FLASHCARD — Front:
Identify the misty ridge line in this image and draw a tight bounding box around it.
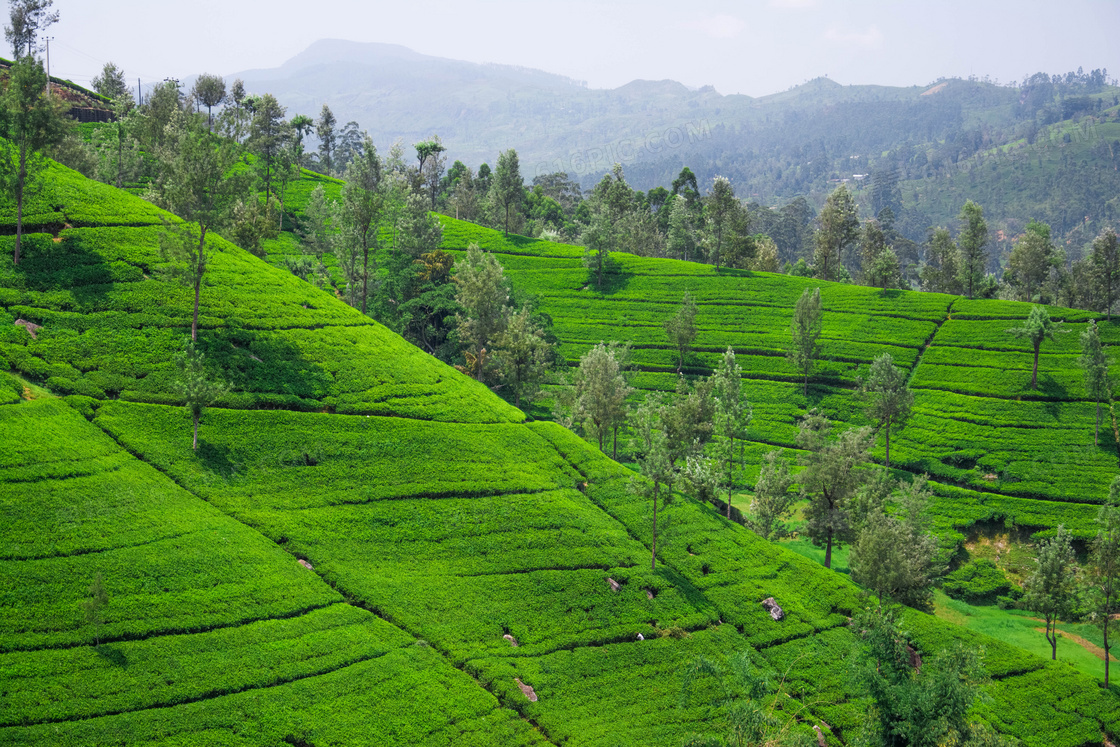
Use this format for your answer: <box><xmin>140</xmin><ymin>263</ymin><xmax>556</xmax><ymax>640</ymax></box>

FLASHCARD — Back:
<box><xmin>533</xmin><ymin>119</ymin><xmax>713</xmax><ymax>178</ymax></box>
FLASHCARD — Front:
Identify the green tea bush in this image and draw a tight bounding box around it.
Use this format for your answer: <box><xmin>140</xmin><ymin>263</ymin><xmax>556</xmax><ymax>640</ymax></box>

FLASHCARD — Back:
<box><xmin>941</xmin><ymin>560</ymin><xmax>1014</xmax><ymax>604</ymax></box>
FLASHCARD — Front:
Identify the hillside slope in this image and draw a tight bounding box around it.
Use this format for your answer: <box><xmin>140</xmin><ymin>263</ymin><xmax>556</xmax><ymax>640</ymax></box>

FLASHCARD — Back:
<box><xmin>2</xmin><ymin>161</ymin><xmax>1117</xmax><ymax>745</ymax></box>
<box><xmin>413</xmin><ymin>218</ymin><xmax>1119</xmax><ymax>546</ymax></box>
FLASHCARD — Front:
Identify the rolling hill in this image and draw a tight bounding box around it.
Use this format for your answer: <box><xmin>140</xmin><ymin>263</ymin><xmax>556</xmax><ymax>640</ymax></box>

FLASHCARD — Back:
<box><xmin>2</xmin><ymin>160</ymin><xmax>1119</xmax><ymax>745</ymax></box>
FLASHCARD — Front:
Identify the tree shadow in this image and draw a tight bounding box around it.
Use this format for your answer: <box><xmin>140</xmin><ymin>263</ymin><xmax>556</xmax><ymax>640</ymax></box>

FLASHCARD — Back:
<box><xmin>589</xmin><ymin>253</ymin><xmax>634</xmax><ymax>296</ymax></box>
<box><xmin>199</xmin><ymin>328</ymin><xmax>336</xmax><ymax>411</ymax></box>
<box><xmin>1035</xmin><ymin>375</ymin><xmax>1068</xmax><ymax>418</ymax></box>
<box><xmin>1</xmin><ymin>232</ymin><xmax>122</xmax><ymax>308</ymax></box>
<box><xmin>94</xmin><ymin>645</ymin><xmax>128</xmax><ymax>668</ymax></box>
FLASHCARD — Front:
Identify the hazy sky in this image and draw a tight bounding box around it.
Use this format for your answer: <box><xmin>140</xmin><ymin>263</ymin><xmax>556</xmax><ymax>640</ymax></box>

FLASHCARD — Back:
<box><xmin>44</xmin><ymin>0</ymin><xmax>1120</xmax><ymax>97</ymax></box>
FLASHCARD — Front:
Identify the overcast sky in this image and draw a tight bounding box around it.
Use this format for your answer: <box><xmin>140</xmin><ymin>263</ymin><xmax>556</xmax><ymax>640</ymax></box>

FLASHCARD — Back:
<box><xmin>44</xmin><ymin>0</ymin><xmax>1120</xmax><ymax>97</ymax></box>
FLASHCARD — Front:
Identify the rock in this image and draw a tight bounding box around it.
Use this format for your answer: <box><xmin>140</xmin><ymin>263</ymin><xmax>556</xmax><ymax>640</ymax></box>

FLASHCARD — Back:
<box><xmin>514</xmin><ymin>678</ymin><xmax>538</xmax><ymax>702</ymax></box>
<box><xmin>761</xmin><ymin>597</ymin><xmax>784</xmax><ymax>621</ymax></box>
<box><xmin>814</xmin><ymin>724</ymin><xmax>827</xmax><ymax>747</ymax></box>
<box><xmin>14</xmin><ymin>319</ymin><xmax>41</xmax><ymax>340</ymax></box>
<box><xmin>646</xmin><ymin>589</ymin><xmax>655</xmax><ymax>600</ymax></box>
<box><xmin>297</xmin><ymin>559</ymin><xmax>314</xmax><ymax>570</ymax></box>
<box><xmin>503</xmin><ymin>634</ymin><xmax>519</xmax><ymax>647</ymax></box>
<box><xmin>606</xmin><ymin>577</ymin><xmax>621</xmax><ymax>592</ymax></box>
<box><xmin>636</xmin><ymin>633</ymin><xmax>644</xmax><ymax>641</ymax></box>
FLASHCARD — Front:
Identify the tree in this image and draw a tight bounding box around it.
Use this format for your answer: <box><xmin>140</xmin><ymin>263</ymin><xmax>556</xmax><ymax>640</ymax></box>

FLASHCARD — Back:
<box><xmin>630</xmin><ymin>395</ymin><xmax>672</xmax><ymax>571</ymax></box>
<box><xmin>4</xmin><ymin>0</ymin><xmax>57</xmax><ymax>58</ymax></box>
<box><xmin>702</xmin><ymin>176</ymin><xmax>739</xmax><ymax>271</ymax></box>
<box><xmin>335</xmin><ymin>137</ymin><xmax>383</xmax><ymax>315</ymax></box>
<box><xmin>152</xmin><ymin>127</ymin><xmax>251</xmax><ymax>340</ymax></box>
<box><xmin>1085</xmin><ymin>477</ymin><xmax>1120</xmax><ymax>687</ymax></box>
<box><xmin>0</xmin><ymin>56</ymin><xmax>69</xmax><ymax>265</ymax></box>
<box><xmin>248</xmin><ymin>93</ymin><xmax>286</xmax><ymax>203</ymax></box>
<box><xmin>91</xmin><ymin>62</ymin><xmax>129</xmax><ymax>100</ymax></box>
<box><xmin>455</xmin><ymin>243</ymin><xmax>509</xmax><ymax>379</ymax></box>
<box><xmin>192</xmin><ymin>73</ymin><xmax>226</xmax><ymax>127</ymax></box>
<box><xmin>335</xmin><ymin>120</ymin><xmax>364</xmax><ymax>172</ymax></box>
<box><xmin>571</xmin><ymin>341</ymin><xmax>632</xmax><ymax>457</ymax></box>
<box><xmin>920</xmin><ymin>227</ymin><xmax>962</xmax><ymax>294</ymax></box>
<box><xmin>860</xmin><ymin>219</ymin><xmax>901</xmax><ymax>289</ymax></box>
<box><xmin>1007</xmin><ymin>220</ymin><xmax>1054</xmax><ymax>302</ymax></box>
<box><xmin>813</xmin><ymin>185</ymin><xmax>860</xmax><ymax>281</ymax></box>
<box><xmin>671</xmin><ymin>166</ymin><xmax>699</xmax><ymax>205</ymax></box>
<box><xmin>958</xmin><ymin>200</ymin><xmax>988</xmax><ymax>299</ymax></box>
<box><xmin>663</xmin><ymin>291</ymin><xmax>699</xmax><ymax>375</ymax></box>
<box><xmin>786</xmin><ymin>287</ymin><xmax>823</xmax><ymax>396</ymax></box>
<box><xmin>81</xmin><ymin>572</ymin><xmax>109</xmax><ymax>647</ymax></box>
<box><xmin>850</xmin><ymin>476</ymin><xmax>941</xmax><ymax>610</ymax></box>
<box><xmin>491</xmin><ymin>148</ymin><xmax>524</xmax><ymax>236</ymax></box>
<box><xmin>92</xmin><ymin>94</ymin><xmax>140</xmax><ymax>188</ymax></box>
<box><xmin>712</xmin><ymin>347</ymin><xmax>751</xmax><ymax>517</ymax></box>
<box><xmin>298</xmin><ymin>184</ymin><xmax>333</xmax><ymax>261</ymax></box>
<box><xmin>798</xmin><ymin>410</ymin><xmax>872</xmax><ymax>569</ymax></box>
<box><xmin>1078</xmin><ymin>320</ymin><xmax>1112</xmax><ymax>446</ymax></box>
<box><xmin>852</xmin><ymin>607</ymin><xmax>1010</xmax><ymax>747</ymax></box>
<box><xmin>1091</xmin><ymin>228</ymin><xmax>1120</xmax><ymax>319</ymax></box>
<box><xmin>750</xmin><ymin>450</ymin><xmax>795</xmax><ymax>540</ymax></box>
<box><xmin>172</xmin><ymin>341</ymin><xmax>227</xmax><ymax>450</ymax></box>
<box><xmin>1023</xmin><ymin>524</ymin><xmax>1079</xmax><ymax>660</ymax></box>
<box><xmin>414</xmin><ymin>136</ymin><xmax>446</xmax><ymax>210</ymax></box>
<box><xmin>1006</xmin><ymin>305</ymin><xmax>1066</xmax><ymax>390</ymax></box>
<box><xmin>493</xmin><ymin>304</ymin><xmax>552</xmax><ymax>410</ymax></box>
<box><xmin>750</xmin><ymin>235</ymin><xmax>780</xmax><ymax>273</ymax></box>
<box><xmin>315</xmin><ymin>104</ymin><xmax>337</xmax><ymax>175</ymax></box>
<box><xmin>666</xmin><ymin>194</ymin><xmax>696</xmax><ymax>262</ymax></box>
<box><xmin>582</xmin><ymin>163</ymin><xmax>630</xmax><ymax>289</ymax></box>
<box><xmin>222</xmin><ymin>78</ymin><xmax>249</xmax><ymax>143</ymax></box>
<box><xmin>857</xmin><ymin>353</ymin><xmax>914</xmax><ymax>469</ymax></box>
<box><xmin>679</xmin><ymin>651</ymin><xmax>814</xmax><ymax>747</ymax></box>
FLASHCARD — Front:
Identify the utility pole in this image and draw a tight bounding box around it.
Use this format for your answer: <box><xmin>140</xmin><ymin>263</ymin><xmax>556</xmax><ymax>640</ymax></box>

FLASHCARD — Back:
<box><xmin>44</xmin><ymin>37</ymin><xmax>53</xmax><ymax>95</ymax></box>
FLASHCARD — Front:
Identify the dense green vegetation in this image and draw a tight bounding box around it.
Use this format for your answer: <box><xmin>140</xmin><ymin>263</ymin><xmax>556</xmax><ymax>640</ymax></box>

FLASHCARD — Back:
<box><xmin>2</xmin><ymin>47</ymin><xmax>1119</xmax><ymax>745</ymax></box>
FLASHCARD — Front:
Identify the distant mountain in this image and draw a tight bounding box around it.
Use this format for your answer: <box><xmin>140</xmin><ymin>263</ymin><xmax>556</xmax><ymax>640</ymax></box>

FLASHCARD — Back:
<box><xmin>228</xmin><ymin>40</ymin><xmax>1120</xmax><ymax>247</ymax></box>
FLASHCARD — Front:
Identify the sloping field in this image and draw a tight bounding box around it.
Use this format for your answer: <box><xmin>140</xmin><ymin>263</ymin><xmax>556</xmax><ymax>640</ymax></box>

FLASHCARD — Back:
<box><xmin>436</xmin><ymin>218</ymin><xmax>1118</xmax><ymax>542</ymax></box>
<box><xmin>1</xmin><ymin>162</ymin><xmax>1117</xmax><ymax>745</ymax></box>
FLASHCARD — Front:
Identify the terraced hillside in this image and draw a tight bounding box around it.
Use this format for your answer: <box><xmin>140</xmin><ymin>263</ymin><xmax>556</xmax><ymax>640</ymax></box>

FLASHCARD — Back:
<box><xmin>423</xmin><ymin>219</ymin><xmax>1119</xmax><ymax>546</ymax></box>
<box><xmin>2</xmin><ymin>161</ymin><xmax>1118</xmax><ymax>746</ymax></box>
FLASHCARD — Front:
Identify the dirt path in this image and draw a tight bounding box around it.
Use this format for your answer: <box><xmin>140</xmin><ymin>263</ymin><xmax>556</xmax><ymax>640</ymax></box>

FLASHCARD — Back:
<box><xmin>1033</xmin><ymin>627</ymin><xmax>1117</xmax><ymax>662</ymax></box>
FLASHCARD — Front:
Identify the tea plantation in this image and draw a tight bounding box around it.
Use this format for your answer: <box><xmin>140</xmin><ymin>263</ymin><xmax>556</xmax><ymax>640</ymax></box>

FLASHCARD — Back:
<box><xmin>2</xmin><ymin>161</ymin><xmax>1118</xmax><ymax>745</ymax></box>
<box><xmin>422</xmin><ymin>217</ymin><xmax>1120</xmax><ymax>544</ymax></box>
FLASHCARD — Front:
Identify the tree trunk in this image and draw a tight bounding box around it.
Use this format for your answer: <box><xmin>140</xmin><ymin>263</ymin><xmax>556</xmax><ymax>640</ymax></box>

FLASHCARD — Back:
<box><xmin>1104</xmin><ymin>623</ymin><xmax>1110</xmax><ymax>687</ymax></box>
<box><xmin>360</xmin><ymin>246</ymin><xmax>369</xmax><ymax>315</ymax></box>
<box><xmin>192</xmin><ymin>411</ymin><xmax>200</xmax><ymax>450</ymax></box>
<box><xmin>885</xmin><ymin>420</ymin><xmax>891</xmax><ymax>470</ymax></box>
<box><xmin>1031</xmin><ymin>341</ymin><xmax>1040</xmax><ymax>389</ymax></box>
<box><xmin>1048</xmin><ymin>617</ymin><xmax>1057</xmax><ymax>660</ymax></box>
<box><xmin>192</xmin><ymin>226</ymin><xmax>207</xmax><ymax>341</ymax></box>
<box><xmin>726</xmin><ymin>441</ymin><xmax>734</xmax><ymax>519</ymax></box>
<box><xmin>612</xmin><ymin>425</ymin><xmax>618</xmax><ymax>460</ymax></box>
<box><xmin>597</xmin><ymin>428</ymin><xmax>603</xmax><ymax>452</ymax></box>
<box><xmin>824</xmin><ymin>527</ymin><xmax>833</xmax><ymax>570</ymax></box>
<box><xmin>1096</xmin><ymin>400</ymin><xmax>1101</xmax><ymax>446</ymax></box>
<box><xmin>14</xmin><ymin>177</ymin><xmax>23</xmax><ymax>265</ymax></box>
<box><xmin>803</xmin><ymin>375</ymin><xmax>808</xmax><ymax>397</ymax></box>
<box><xmin>650</xmin><ymin>482</ymin><xmax>658</xmax><ymax>571</ymax></box>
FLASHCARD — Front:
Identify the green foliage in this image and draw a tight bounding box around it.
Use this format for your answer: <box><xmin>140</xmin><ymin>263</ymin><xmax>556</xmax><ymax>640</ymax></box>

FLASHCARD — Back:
<box><xmin>786</xmin><ymin>287</ymin><xmax>822</xmax><ymax>395</ymax></box>
<box><xmin>1022</xmin><ymin>525</ymin><xmax>1079</xmax><ymax>660</ymax></box>
<box><xmin>943</xmin><ymin>560</ymin><xmax>1015</xmax><ymax>604</ymax></box>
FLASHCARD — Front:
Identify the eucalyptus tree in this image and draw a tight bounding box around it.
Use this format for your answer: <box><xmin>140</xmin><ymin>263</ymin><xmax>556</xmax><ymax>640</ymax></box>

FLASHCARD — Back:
<box><xmin>172</xmin><ymin>341</ymin><xmax>227</xmax><ymax>450</ymax></box>
<box><xmin>335</xmin><ymin>136</ymin><xmax>383</xmax><ymax>314</ymax></box>
<box><xmin>582</xmin><ymin>162</ymin><xmax>631</xmax><ymax>289</ymax></box>
<box><xmin>316</xmin><ymin>104</ymin><xmax>337</xmax><ymax>175</ymax></box>
<box><xmin>4</xmin><ymin>0</ymin><xmax>57</xmax><ymax>58</ymax></box>
<box><xmin>712</xmin><ymin>346</ymin><xmax>751</xmax><ymax>517</ymax></box>
<box><xmin>856</xmin><ymin>353</ymin><xmax>914</xmax><ymax>469</ymax></box>
<box><xmin>664</xmin><ymin>291</ymin><xmax>698</xmax><ymax>374</ymax></box>
<box><xmin>153</xmin><ymin>125</ymin><xmax>251</xmax><ymax>340</ymax></box>
<box><xmin>813</xmin><ymin>185</ymin><xmax>859</xmax><ymax>281</ymax></box>
<box><xmin>958</xmin><ymin>200</ymin><xmax>989</xmax><ymax>299</ymax></box>
<box><xmin>1023</xmin><ymin>525</ymin><xmax>1079</xmax><ymax>661</ymax></box>
<box><xmin>1078</xmin><ymin>320</ymin><xmax>1111</xmax><ymax>445</ymax></box>
<box><xmin>91</xmin><ymin>61</ymin><xmax>129</xmax><ymax>100</ymax></box>
<box><xmin>1092</xmin><ymin>228</ymin><xmax>1120</xmax><ymax>320</ymax></box>
<box><xmin>1086</xmin><ymin>478</ymin><xmax>1120</xmax><ymax>686</ymax></box>
<box><xmin>248</xmin><ymin>93</ymin><xmax>287</xmax><ymax>203</ymax></box>
<box><xmin>797</xmin><ymin>410</ymin><xmax>872</xmax><ymax>570</ymax></box>
<box><xmin>491</xmin><ymin>148</ymin><xmax>524</xmax><ymax>237</ymax></box>
<box><xmin>786</xmin><ymin>287</ymin><xmax>823</xmax><ymax>396</ymax></box>
<box><xmin>192</xmin><ymin>73</ymin><xmax>226</xmax><ymax>127</ymax></box>
<box><xmin>1006</xmin><ymin>305</ymin><xmax>1066</xmax><ymax>390</ymax></box>
<box><xmin>751</xmin><ymin>450</ymin><xmax>795</xmax><ymax>541</ymax></box>
<box><xmin>571</xmin><ymin>341</ymin><xmax>633</xmax><ymax>457</ymax></box>
<box><xmin>0</xmin><ymin>55</ymin><xmax>69</xmax><ymax>265</ymax></box>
